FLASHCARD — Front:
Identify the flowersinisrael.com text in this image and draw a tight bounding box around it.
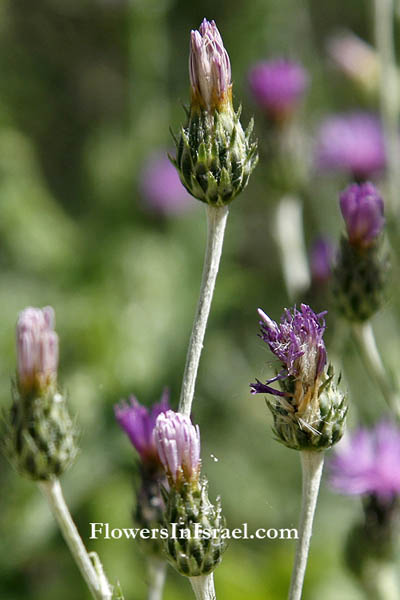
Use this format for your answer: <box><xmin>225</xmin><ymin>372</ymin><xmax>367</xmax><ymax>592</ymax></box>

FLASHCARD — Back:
<box><xmin>89</xmin><ymin>522</ymin><xmax>298</xmax><ymax>541</ymax></box>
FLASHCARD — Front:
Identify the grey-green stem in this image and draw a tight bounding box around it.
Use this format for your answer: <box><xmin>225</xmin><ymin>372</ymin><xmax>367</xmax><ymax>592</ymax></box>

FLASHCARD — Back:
<box><xmin>39</xmin><ymin>479</ymin><xmax>112</xmax><ymax>600</ymax></box>
<box><xmin>190</xmin><ymin>574</ymin><xmax>216</xmax><ymax>600</ymax></box>
<box><xmin>288</xmin><ymin>451</ymin><xmax>324</xmax><ymax>600</ymax></box>
<box><xmin>179</xmin><ymin>204</ymin><xmax>229</xmax><ymax>417</ymax></box>
<box><xmin>352</xmin><ymin>322</ymin><xmax>400</xmax><ymax>419</ymax></box>
<box><xmin>147</xmin><ymin>557</ymin><xmax>167</xmax><ymax>600</ymax></box>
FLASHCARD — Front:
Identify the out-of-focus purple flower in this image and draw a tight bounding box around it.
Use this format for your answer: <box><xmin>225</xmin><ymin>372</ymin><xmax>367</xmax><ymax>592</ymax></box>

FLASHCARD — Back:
<box><xmin>140</xmin><ymin>152</ymin><xmax>194</xmax><ymax>215</ymax></box>
<box><xmin>340</xmin><ymin>182</ymin><xmax>384</xmax><ymax>248</ymax></box>
<box><xmin>330</xmin><ymin>421</ymin><xmax>400</xmax><ymax>500</ymax></box>
<box><xmin>310</xmin><ymin>237</ymin><xmax>334</xmax><ymax>283</ymax></box>
<box><xmin>16</xmin><ymin>306</ymin><xmax>59</xmax><ymax>395</ymax></box>
<box><xmin>315</xmin><ymin>112</ymin><xmax>385</xmax><ymax>179</ymax></box>
<box><xmin>251</xmin><ymin>304</ymin><xmax>327</xmax><ymax>409</ymax></box>
<box><xmin>154</xmin><ymin>410</ymin><xmax>201</xmax><ymax>486</ymax></box>
<box><xmin>248</xmin><ymin>58</ymin><xmax>308</xmax><ymax>120</ymax></box>
<box><xmin>115</xmin><ymin>390</ymin><xmax>170</xmax><ymax>465</ymax></box>
<box><xmin>190</xmin><ymin>18</ymin><xmax>232</xmax><ymax>111</ymax></box>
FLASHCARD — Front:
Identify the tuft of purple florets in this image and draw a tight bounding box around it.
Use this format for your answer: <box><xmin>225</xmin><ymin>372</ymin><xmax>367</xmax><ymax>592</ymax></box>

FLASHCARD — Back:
<box><xmin>16</xmin><ymin>306</ymin><xmax>59</xmax><ymax>395</ymax></box>
<box><xmin>251</xmin><ymin>303</ymin><xmax>327</xmax><ymax>400</ymax></box>
<box><xmin>315</xmin><ymin>112</ymin><xmax>385</xmax><ymax>179</ymax></box>
<box><xmin>248</xmin><ymin>58</ymin><xmax>308</xmax><ymax>120</ymax></box>
<box><xmin>330</xmin><ymin>421</ymin><xmax>400</xmax><ymax>500</ymax></box>
<box><xmin>154</xmin><ymin>410</ymin><xmax>201</xmax><ymax>486</ymax></box>
<box><xmin>310</xmin><ymin>237</ymin><xmax>334</xmax><ymax>283</ymax></box>
<box><xmin>139</xmin><ymin>152</ymin><xmax>194</xmax><ymax>215</ymax></box>
<box><xmin>115</xmin><ymin>390</ymin><xmax>170</xmax><ymax>465</ymax></box>
<box><xmin>189</xmin><ymin>19</ymin><xmax>231</xmax><ymax>111</ymax></box>
<box><xmin>340</xmin><ymin>182</ymin><xmax>384</xmax><ymax>248</ymax></box>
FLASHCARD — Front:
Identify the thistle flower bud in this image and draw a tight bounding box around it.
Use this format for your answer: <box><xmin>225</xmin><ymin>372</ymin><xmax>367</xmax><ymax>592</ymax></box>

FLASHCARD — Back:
<box><xmin>334</xmin><ymin>183</ymin><xmax>387</xmax><ymax>322</ymax></box>
<box><xmin>251</xmin><ymin>304</ymin><xmax>347</xmax><ymax>451</ymax></box>
<box><xmin>310</xmin><ymin>237</ymin><xmax>333</xmax><ymax>285</ymax></box>
<box><xmin>154</xmin><ymin>410</ymin><xmax>200</xmax><ymax>487</ymax></box>
<box><xmin>4</xmin><ymin>307</ymin><xmax>77</xmax><ymax>481</ymax></box>
<box><xmin>155</xmin><ymin>411</ymin><xmax>227</xmax><ymax>577</ymax></box>
<box><xmin>248</xmin><ymin>58</ymin><xmax>308</xmax><ymax>122</ymax></box>
<box><xmin>340</xmin><ymin>183</ymin><xmax>384</xmax><ymax>249</ymax></box>
<box><xmin>115</xmin><ymin>392</ymin><xmax>170</xmax><ymax>557</ymax></box>
<box><xmin>16</xmin><ymin>306</ymin><xmax>58</xmax><ymax>396</ymax></box>
<box><xmin>172</xmin><ymin>18</ymin><xmax>258</xmax><ymax>206</ymax></box>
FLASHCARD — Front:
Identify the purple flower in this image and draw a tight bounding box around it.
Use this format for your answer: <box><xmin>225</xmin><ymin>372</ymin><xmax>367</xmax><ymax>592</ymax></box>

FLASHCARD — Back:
<box><xmin>248</xmin><ymin>58</ymin><xmax>308</xmax><ymax>120</ymax></box>
<box><xmin>139</xmin><ymin>152</ymin><xmax>194</xmax><ymax>215</ymax></box>
<box><xmin>340</xmin><ymin>182</ymin><xmax>384</xmax><ymax>248</ymax></box>
<box><xmin>189</xmin><ymin>19</ymin><xmax>232</xmax><ymax>111</ymax></box>
<box><xmin>310</xmin><ymin>237</ymin><xmax>334</xmax><ymax>283</ymax></box>
<box><xmin>330</xmin><ymin>421</ymin><xmax>400</xmax><ymax>500</ymax></box>
<box><xmin>251</xmin><ymin>304</ymin><xmax>327</xmax><ymax>412</ymax></box>
<box><xmin>315</xmin><ymin>112</ymin><xmax>385</xmax><ymax>179</ymax></box>
<box><xmin>154</xmin><ymin>410</ymin><xmax>201</xmax><ymax>486</ymax></box>
<box><xmin>115</xmin><ymin>390</ymin><xmax>170</xmax><ymax>465</ymax></box>
<box><xmin>16</xmin><ymin>306</ymin><xmax>59</xmax><ymax>395</ymax></box>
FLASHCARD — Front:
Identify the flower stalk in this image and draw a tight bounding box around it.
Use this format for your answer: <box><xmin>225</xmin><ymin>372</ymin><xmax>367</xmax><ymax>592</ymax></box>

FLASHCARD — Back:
<box><xmin>179</xmin><ymin>204</ymin><xmax>229</xmax><ymax>416</ymax></box>
<box><xmin>352</xmin><ymin>322</ymin><xmax>400</xmax><ymax>420</ymax></box>
<box><xmin>190</xmin><ymin>575</ymin><xmax>217</xmax><ymax>600</ymax></box>
<box><xmin>39</xmin><ymin>479</ymin><xmax>112</xmax><ymax>600</ymax></box>
<box><xmin>147</xmin><ymin>557</ymin><xmax>167</xmax><ymax>600</ymax></box>
<box><xmin>288</xmin><ymin>451</ymin><xmax>325</xmax><ymax>600</ymax></box>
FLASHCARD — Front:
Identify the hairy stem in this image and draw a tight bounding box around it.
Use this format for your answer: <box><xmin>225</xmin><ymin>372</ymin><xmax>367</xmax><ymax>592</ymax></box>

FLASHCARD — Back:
<box><xmin>190</xmin><ymin>574</ymin><xmax>216</xmax><ymax>600</ymax></box>
<box><xmin>374</xmin><ymin>0</ymin><xmax>400</xmax><ymax>213</ymax></box>
<box><xmin>352</xmin><ymin>322</ymin><xmax>400</xmax><ymax>419</ymax></box>
<box><xmin>288</xmin><ymin>451</ymin><xmax>324</xmax><ymax>600</ymax></box>
<box><xmin>39</xmin><ymin>479</ymin><xmax>112</xmax><ymax>600</ymax></box>
<box><xmin>147</xmin><ymin>557</ymin><xmax>167</xmax><ymax>600</ymax></box>
<box><xmin>179</xmin><ymin>204</ymin><xmax>229</xmax><ymax>417</ymax></box>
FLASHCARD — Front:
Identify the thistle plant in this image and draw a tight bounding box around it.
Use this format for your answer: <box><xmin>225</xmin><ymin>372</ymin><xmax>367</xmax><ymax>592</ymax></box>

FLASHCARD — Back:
<box><xmin>251</xmin><ymin>303</ymin><xmax>347</xmax><ymax>600</ymax></box>
<box><xmin>330</xmin><ymin>421</ymin><xmax>400</xmax><ymax>599</ymax></box>
<box><xmin>3</xmin><ymin>307</ymin><xmax>113</xmax><ymax>600</ymax></box>
<box><xmin>172</xmin><ymin>18</ymin><xmax>258</xmax><ymax>418</ymax></box>
<box><xmin>154</xmin><ymin>410</ymin><xmax>226</xmax><ymax>600</ymax></box>
<box><xmin>115</xmin><ymin>393</ymin><xmax>170</xmax><ymax>600</ymax></box>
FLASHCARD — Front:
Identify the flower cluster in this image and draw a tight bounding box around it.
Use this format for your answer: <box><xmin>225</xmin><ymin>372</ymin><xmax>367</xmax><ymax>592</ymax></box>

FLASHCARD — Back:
<box><xmin>330</xmin><ymin>421</ymin><xmax>400</xmax><ymax>500</ymax></box>
<box><xmin>310</xmin><ymin>237</ymin><xmax>333</xmax><ymax>284</ymax></box>
<box><xmin>340</xmin><ymin>182</ymin><xmax>384</xmax><ymax>249</ymax></box>
<box><xmin>248</xmin><ymin>58</ymin><xmax>308</xmax><ymax>121</ymax></box>
<box><xmin>16</xmin><ymin>306</ymin><xmax>59</xmax><ymax>396</ymax></box>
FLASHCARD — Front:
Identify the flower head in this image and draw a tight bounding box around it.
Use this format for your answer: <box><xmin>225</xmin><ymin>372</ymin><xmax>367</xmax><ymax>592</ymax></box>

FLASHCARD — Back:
<box><xmin>139</xmin><ymin>152</ymin><xmax>194</xmax><ymax>215</ymax></box>
<box><xmin>315</xmin><ymin>112</ymin><xmax>385</xmax><ymax>179</ymax></box>
<box><xmin>340</xmin><ymin>182</ymin><xmax>384</xmax><ymax>248</ymax></box>
<box><xmin>154</xmin><ymin>410</ymin><xmax>201</xmax><ymax>486</ymax></box>
<box><xmin>16</xmin><ymin>306</ymin><xmax>58</xmax><ymax>396</ymax></box>
<box><xmin>251</xmin><ymin>304</ymin><xmax>327</xmax><ymax>413</ymax></box>
<box><xmin>248</xmin><ymin>58</ymin><xmax>308</xmax><ymax>120</ymax></box>
<box><xmin>330</xmin><ymin>421</ymin><xmax>400</xmax><ymax>500</ymax></box>
<box><xmin>115</xmin><ymin>390</ymin><xmax>170</xmax><ymax>465</ymax></box>
<box><xmin>189</xmin><ymin>18</ymin><xmax>232</xmax><ymax>111</ymax></box>
<box><xmin>310</xmin><ymin>237</ymin><xmax>334</xmax><ymax>283</ymax></box>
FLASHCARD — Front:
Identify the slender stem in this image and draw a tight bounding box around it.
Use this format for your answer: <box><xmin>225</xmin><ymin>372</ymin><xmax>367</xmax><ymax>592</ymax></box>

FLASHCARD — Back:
<box><xmin>179</xmin><ymin>204</ymin><xmax>229</xmax><ymax>417</ymax></box>
<box><xmin>352</xmin><ymin>322</ymin><xmax>400</xmax><ymax>419</ymax></box>
<box><xmin>190</xmin><ymin>574</ymin><xmax>216</xmax><ymax>600</ymax></box>
<box><xmin>374</xmin><ymin>0</ymin><xmax>400</xmax><ymax>213</ymax></box>
<box><xmin>147</xmin><ymin>557</ymin><xmax>167</xmax><ymax>600</ymax></box>
<box><xmin>39</xmin><ymin>479</ymin><xmax>112</xmax><ymax>600</ymax></box>
<box><xmin>288</xmin><ymin>451</ymin><xmax>324</xmax><ymax>600</ymax></box>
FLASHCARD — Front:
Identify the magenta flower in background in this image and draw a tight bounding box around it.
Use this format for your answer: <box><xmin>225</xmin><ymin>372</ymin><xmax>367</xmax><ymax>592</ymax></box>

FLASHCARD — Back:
<box><xmin>330</xmin><ymin>421</ymin><xmax>400</xmax><ymax>500</ymax></box>
<box><xmin>340</xmin><ymin>182</ymin><xmax>384</xmax><ymax>248</ymax></box>
<box><xmin>190</xmin><ymin>18</ymin><xmax>231</xmax><ymax>111</ymax></box>
<box><xmin>139</xmin><ymin>152</ymin><xmax>194</xmax><ymax>215</ymax></box>
<box><xmin>251</xmin><ymin>303</ymin><xmax>327</xmax><ymax>398</ymax></box>
<box><xmin>315</xmin><ymin>112</ymin><xmax>385</xmax><ymax>179</ymax></box>
<box><xmin>248</xmin><ymin>58</ymin><xmax>308</xmax><ymax>120</ymax></box>
<box><xmin>154</xmin><ymin>410</ymin><xmax>201</xmax><ymax>486</ymax></box>
<box><xmin>310</xmin><ymin>237</ymin><xmax>334</xmax><ymax>283</ymax></box>
<box><xmin>16</xmin><ymin>306</ymin><xmax>59</xmax><ymax>394</ymax></box>
<box><xmin>115</xmin><ymin>390</ymin><xmax>170</xmax><ymax>465</ymax></box>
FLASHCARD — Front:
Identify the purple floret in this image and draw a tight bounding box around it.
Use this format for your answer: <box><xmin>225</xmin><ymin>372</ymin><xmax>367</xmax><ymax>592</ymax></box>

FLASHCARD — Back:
<box><xmin>340</xmin><ymin>182</ymin><xmax>384</xmax><ymax>248</ymax></box>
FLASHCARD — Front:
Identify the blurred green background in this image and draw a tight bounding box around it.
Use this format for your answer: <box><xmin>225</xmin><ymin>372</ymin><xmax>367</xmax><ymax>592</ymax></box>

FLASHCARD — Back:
<box><xmin>0</xmin><ymin>0</ymin><xmax>399</xmax><ymax>598</ymax></box>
